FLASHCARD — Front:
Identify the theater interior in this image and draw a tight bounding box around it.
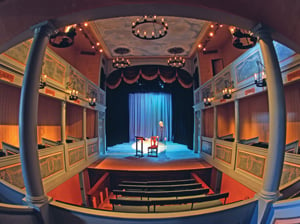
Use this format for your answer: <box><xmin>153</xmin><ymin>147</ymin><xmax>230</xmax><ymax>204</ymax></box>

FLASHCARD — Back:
<box><xmin>0</xmin><ymin>1</ymin><xmax>299</xmax><ymax>223</ymax></box>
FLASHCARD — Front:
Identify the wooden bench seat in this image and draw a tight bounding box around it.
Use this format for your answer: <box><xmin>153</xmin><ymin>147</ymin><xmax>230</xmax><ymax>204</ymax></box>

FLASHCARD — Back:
<box><xmin>121</xmin><ymin>178</ymin><xmax>196</xmax><ymax>185</ymax></box>
<box><xmin>118</xmin><ymin>183</ymin><xmax>202</xmax><ymax>191</ymax></box>
<box><xmin>110</xmin><ymin>192</ymin><xmax>229</xmax><ymax>213</ymax></box>
<box><xmin>239</xmin><ymin>136</ymin><xmax>259</xmax><ymax>145</ymax></box>
<box><xmin>113</xmin><ymin>188</ymin><xmax>209</xmax><ymax>199</ymax></box>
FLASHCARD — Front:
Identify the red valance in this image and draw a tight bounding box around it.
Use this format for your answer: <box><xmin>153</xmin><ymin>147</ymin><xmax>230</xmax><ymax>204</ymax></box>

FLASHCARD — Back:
<box><xmin>106</xmin><ymin>65</ymin><xmax>193</xmax><ymax>89</ymax></box>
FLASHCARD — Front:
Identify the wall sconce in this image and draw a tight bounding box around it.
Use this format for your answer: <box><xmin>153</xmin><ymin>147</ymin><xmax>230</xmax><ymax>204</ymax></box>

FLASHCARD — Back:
<box><xmin>69</xmin><ymin>89</ymin><xmax>79</xmax><ymax>100</ymax></box>
<box><xmin>254</xmin><ymin>61</ymin><xmax>267</xmax><ymax>87</ymax></box>
<box><xmin>87</xmin><ymin>89</ymin><xmax>97</xmax><ymax>106</ymax></box>
<box><xmin>254</xmin><ymin>72</ymin><xmax>266</xmax><ymax>87</ymax></box>
<box><xmin>222</xmin><ymin>80</ymin><xmax>234</xmax><ymax>99</ymax></box>
<box><xmin>39</xmin><ymin>74</ymin><xmax>47</xmax><ymax>89</ymax></box>
<box><xmin>203</xmin><ymin>91</ymin><xmax>214</xmax><ymax>106</ymax></box>
<box><xmin>88</xmin><ymin>97</ymin><xmax>96</xmax><ymax>106</ymax></box>
<box><xmin>203</xmin><ymin>97</ymin><xmax>213</xmax><ymax>106</ymax></box>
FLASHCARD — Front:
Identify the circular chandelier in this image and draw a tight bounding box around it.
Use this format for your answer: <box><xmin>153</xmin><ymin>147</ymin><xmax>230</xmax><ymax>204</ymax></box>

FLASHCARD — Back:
<box><xmin>49</xmin><ymin>25</ymin><xmax>77</xmax><ymax>48</ymax></box>
<box><xmin>49</xmin><ymin>25</ymin><xmax>76</xmax><ymax>48</ymax></box>
<box><xmin>168</xmin><ymin>56</ymin><xmax>186</xmax><ymax>68</ymax></box>
<box><xmin>112</xmin><ymin>57</ymin><xmax>130</xmax><ymax>69</ymax></box>
<box><xmin>112</xmin><ymin>47</ymin><xmax>131</xmax><ymax>69</ymax></box>
<box><xmin>230</xmin><ymin>27</ymin><xmax>257</xmax><ymax>49</ymax></box>
<box><xmin>167</xmin><ymin>47</ymin><xmax>186</xmax><ymax>68</ymax></box>
<box><xmin>132</xmin><ymin>15</ymin><xmax>168</xmax><ymax>40</ymax></box>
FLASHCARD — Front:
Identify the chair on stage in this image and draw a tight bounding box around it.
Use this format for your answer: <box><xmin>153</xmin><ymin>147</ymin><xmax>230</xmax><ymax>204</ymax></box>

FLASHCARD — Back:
<box><xmin>148</xmin><ymin>136</ymin><xmax>159</xmax><ymax>157</ymax></box>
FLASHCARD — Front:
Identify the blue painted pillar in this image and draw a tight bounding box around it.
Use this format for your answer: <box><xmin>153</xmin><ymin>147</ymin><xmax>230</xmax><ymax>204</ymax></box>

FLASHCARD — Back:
<box><xmin>255</xmin><ymin>25</ymin><xmax>286</xmax><ymax>200</ymax></box>
<box><xmin>19</xmin><ymin>22</ymin><xmax>53</xmax><ymax>205</ymax></box>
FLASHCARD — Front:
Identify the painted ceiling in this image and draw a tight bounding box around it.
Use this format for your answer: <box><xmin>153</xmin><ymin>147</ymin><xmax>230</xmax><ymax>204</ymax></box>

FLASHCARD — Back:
<box><xmin>92</xmin><ymin>16</ymin><xmax>208</xmax><ymax>58</ymax></box>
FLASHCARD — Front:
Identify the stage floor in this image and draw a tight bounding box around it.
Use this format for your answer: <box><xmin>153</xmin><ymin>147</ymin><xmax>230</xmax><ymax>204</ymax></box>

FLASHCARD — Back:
<box><xmin>89</xmin><ymin>141</ymin><xmax>212</xmax><ymax>171</ymax></box>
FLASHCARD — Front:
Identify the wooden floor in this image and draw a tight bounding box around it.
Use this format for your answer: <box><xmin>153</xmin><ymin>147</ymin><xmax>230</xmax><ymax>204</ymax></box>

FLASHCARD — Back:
<box><xmin>89</xmin><ymin>141</ymin><xmax>212</xmax><ymax>171</ymax></box>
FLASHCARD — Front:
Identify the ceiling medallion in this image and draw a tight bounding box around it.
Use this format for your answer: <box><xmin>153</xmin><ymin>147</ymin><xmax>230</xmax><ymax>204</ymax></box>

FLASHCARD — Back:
<box><xmin>112</xmin><ymin>47</ymin><xmax>131</xmax><ymax>69</ymax></box>
<box><xmin>132</xmin><ymin>15</ymin><xmax>168</xmax><ymax>40</ymax></box>
<box><xmin>167</xmin><ymin>47</ymin><xmax>185</xmax><ymax>68</ymax></box>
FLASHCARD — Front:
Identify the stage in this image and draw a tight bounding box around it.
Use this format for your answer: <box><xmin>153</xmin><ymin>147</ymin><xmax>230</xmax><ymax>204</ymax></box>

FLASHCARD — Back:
<box><xmin>89</xmin><ymin>141</ymin><xmax>212</xmax><ymax>171</ymax></box>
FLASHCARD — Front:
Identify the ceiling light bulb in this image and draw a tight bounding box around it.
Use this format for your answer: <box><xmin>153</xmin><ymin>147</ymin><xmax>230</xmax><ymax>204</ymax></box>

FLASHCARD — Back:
<box><xmin>84</xmin><ymin>22</ymin><xmax>88</xmax><ymax>27</ymax></box>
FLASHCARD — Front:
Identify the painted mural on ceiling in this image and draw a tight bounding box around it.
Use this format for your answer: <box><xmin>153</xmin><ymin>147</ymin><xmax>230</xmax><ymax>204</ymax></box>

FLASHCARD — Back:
<box><xmin>92</xmin><ymin>16</ymin><xmax>208</xmax><ymax>57</ymax></box>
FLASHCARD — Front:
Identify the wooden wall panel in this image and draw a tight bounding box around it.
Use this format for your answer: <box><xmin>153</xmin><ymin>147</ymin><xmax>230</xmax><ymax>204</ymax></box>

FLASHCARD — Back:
<box><xmin>86</xmin><ymin>109</ymin><xmax>96</xmax><ymax>139</ymax></box>
<box><xmin>217</xmin><ymin>102</ymin><xmax>235</xmax><ymax>138</ymax></box>
<box><xmin>48</xmin><ymin>43</ymin><xmax>101</xmax><ymax>86</ymax></box>
<box><xmin>0</xmin><ymin>82</ymin><xmax>20</xmax><ymax>148</ymax></box>
<box><xmin>37</xmin><ymin>95</ymin><xmax>61</xmax><ymax>143</ymax></box>
<box><xmin>47</xmin><ymin>173</ymin><xmax>82</xmax><ymax>205</ymax></box>
<box><xmin>202</xmin><ymin>108</ymin><xmax>214</xmax><ymax>137</ymax></box>
<box><xmin>220</xmin><ymin>37</ymin><xmax>246</xmax><ymax>67</ymax></box>
<box><xmin>285</xmin><ymin>81</ymin><xmax>300</xmax><ymax>145</ymax></box>
<box><xmin>66</xmin><ymin>103</ymin><xmax>83</xmax><ymax>139</ymax></box>
<box><xmin>220</xmin><ymin>173</ymin><xmax>256</xmax><ymax>203</ymax></box>
<box><xmin>198</xmin><ymin>51</ymin><xmax>222</xmax><ymax>85</ymax></box>
<box><xmin>239</xmin><ymin>93</ymin><xmax>269</xmax><ymax>142</ymax></box>
<box><xmin>75</xmin><ymin>54</ymin><xmax>101</xmax><ymax>86</ymax></box>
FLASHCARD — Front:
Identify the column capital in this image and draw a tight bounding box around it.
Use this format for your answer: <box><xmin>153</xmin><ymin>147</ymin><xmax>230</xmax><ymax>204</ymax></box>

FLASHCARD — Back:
<box><xmin>251</xmin><ymin>23</ymin><xmax>273</xmax><ymax>42</ymax></box>
<box><xmin>31</xmin><ymin>20</ymin><xmax>56</xmax><ymax>38</ymax></box>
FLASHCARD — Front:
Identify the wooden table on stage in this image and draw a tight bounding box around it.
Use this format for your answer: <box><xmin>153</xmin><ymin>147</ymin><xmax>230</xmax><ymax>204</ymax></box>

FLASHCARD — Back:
<box><xmin>135</xmin><ymin>136</ymin><xmax>145</xmax><ymax>157</ymax></box>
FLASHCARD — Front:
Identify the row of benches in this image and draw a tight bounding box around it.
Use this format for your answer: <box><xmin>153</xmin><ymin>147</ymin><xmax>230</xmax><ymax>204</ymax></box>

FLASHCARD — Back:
<box><xmin>110</xmin><ymin>179</ymin><xmax>229</xmax><ymax>213</ymax></box>
<box><xmin>219</xmin><ymin>134</ymin><xmax>299</xmax><ymax>153</ymax></box>
<box><xmin>0</xmin><ymin>137</ymin><xmax>83</xmax><ymax>156</ymax></box>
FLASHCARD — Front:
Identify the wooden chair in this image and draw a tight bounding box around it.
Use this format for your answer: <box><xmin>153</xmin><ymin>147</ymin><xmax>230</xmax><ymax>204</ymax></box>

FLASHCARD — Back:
<box><xmin>148</xmin><ymin>136</ymin><xmax>159</xmax><ymax>157</ymax></box>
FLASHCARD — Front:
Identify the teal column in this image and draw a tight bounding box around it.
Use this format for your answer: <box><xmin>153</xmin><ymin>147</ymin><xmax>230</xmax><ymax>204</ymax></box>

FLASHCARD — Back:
<box><xmin>234</xmin><ymin>100</ymin><xmax>240</xmax><ymax>143</ymax></box>
<box><xmin>213</xmin><ymin>106</ymin><xmax>218</xmax><ymax>138</ymax></box>
<box><xmin>254</xmin><ymin>25</ymin><xmax>286</xmax><ymax>201</ymax></box>
<box><xmin>193</xmin><ymin>111</ymin><xmax>198</xmax><ymax>153</ymax></box>
<box><xmin>83</xmin><ymin>107</ymin><xmax>87</xmax><ymax>140</ymax></box>
<box><xmin>61</xmin><ymin>101</ymin><xmax>67</xmax><ymax>144</ymax></box>
<box><xmin>19</xmin><ymin>22</ymin><xmax>53</xmax><ymax>205</ymax></box>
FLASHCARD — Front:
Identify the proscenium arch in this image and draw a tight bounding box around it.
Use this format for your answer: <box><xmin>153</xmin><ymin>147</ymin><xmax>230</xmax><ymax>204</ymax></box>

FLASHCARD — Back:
<box><xmin>0</xmin><ymin>2</ymin><xmax>299</xmax><ymax>53</ymax></box>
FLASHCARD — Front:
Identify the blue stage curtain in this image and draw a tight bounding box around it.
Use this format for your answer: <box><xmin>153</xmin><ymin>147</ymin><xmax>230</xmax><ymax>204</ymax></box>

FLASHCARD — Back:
<box><xmin>129</xmin><ymin>93</ymin><xmax>172</xmax><ymax>142</ymax></box>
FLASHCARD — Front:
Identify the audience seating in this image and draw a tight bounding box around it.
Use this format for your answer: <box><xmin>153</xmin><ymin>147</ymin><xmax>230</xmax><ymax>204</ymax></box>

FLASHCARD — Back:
<box><xmin>67</xmin><ymin>136</ymin><xmax>82</xmax><ymax>142</ymax></box>
<box><xmin>2</xmin><ymin>142</ymin><xmax>19</xmax><ymax>155</ymax></box>
<box><xmin>219</xmin><ymin>134</ymin><xmax>234</xmax><ymax>142</ymax></box>
<box><xmin>285</xmin><ymin>140</ymin><xmax>299</xmax><ymax>154</ymax></box>
<box><xmin>113</xmin><ymin>188</ymin><xmax>210</xmax><ymax>199</ymax></box>
<box><xmin>121</xmin><ymin>178</ymin><xmax>196</xmax><ymax>185</ymax></box>
<box><xmin>41</xmin><ymin>138</ymin><xmax>61</xmax><ymax>146</ymax></box>
<box><xmin>110</xmin><ymin>177</ymin><xmax>229</xmax><ymax>213</ymax></box>
<box><xmin>118</xmin><ymin>182</ymin><xmax>202</xmax><ymax>191</ymax></box>
<box><xmin>239</xmin><ymin>136</ymin><xmax>259</xmax><ymax>145</ymax></box>
<box><xmin>248</xmin><ymin>140</ymin><xmax>300</xmax><ymax>153</ymax></box>
<box><xmin>110</xmin><ymin>192</ymin><xmax>229</xmax><ymax>213</ymax></box>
